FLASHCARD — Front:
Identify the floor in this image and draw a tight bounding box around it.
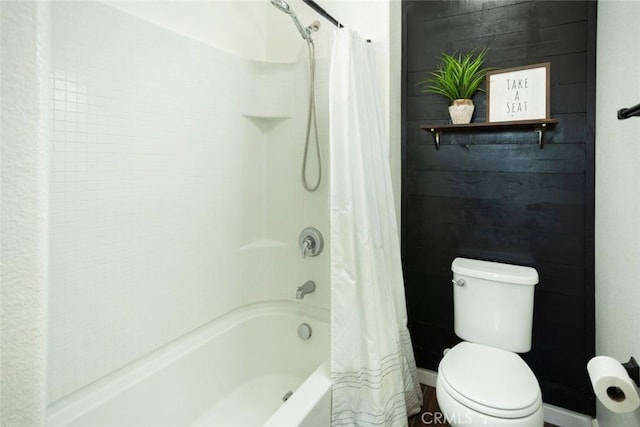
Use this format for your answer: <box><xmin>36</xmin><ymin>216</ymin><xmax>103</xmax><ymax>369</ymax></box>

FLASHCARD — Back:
<box><xmin>408</xmin><ymin>385</ymin><xmax>447</xmax><ymax>426</ymax></box>
<box><xmin>409</xmin><ymin>385</ymin><xmax>559</xmax><ymax>427</ymax></box>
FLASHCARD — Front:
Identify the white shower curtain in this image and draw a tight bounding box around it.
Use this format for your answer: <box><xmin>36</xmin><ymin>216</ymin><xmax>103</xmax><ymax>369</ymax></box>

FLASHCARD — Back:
<box><xmin>329</xmin><ymin>29</ymin><xmax>422</xmax><ymax>426</ymax></box>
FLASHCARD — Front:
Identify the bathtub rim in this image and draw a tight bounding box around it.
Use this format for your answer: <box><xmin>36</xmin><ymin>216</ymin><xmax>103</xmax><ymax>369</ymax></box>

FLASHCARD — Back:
<box><xmin>263</xmin><ymin>361</ymin><xmax>331</xmax><ymax>427</ymax></box>
<box><xmin>46</xmin><ymin>300</ymin><xmax>329</xmax><ymax>426</ymax></box>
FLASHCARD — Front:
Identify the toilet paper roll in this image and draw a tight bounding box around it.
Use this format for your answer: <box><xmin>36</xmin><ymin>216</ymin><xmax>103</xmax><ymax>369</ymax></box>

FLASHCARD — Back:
<box><xmin>587</xmin><ymin>356</ymin><xmax>640</xmax><ymax>413</ymax></box>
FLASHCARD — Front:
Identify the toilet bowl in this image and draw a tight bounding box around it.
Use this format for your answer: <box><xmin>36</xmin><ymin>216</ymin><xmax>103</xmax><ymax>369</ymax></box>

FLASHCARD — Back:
<box><xmin>436</xmin><ymin>342</ymin><xmax>544</xmax><ymax>426</ymax></box>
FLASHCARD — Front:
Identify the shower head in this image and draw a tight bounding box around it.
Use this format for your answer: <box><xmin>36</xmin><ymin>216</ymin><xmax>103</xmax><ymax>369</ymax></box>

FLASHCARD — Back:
<box><xmin>270</xmin><ymin>0</ymin><xmax>292</xmax><ymax>14</ymax></box>
<box><xmin>270</xmin><ymin>0</ymin><xmax>314</xmax><ymax>41</ymax></box>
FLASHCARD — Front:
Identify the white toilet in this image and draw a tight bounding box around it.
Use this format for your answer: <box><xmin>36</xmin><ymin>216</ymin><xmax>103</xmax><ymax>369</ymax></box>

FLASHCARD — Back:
<box><xmin>435</xmin><ymin>257</ymin><xmax>545</xmax><ymax>426</ymax></box>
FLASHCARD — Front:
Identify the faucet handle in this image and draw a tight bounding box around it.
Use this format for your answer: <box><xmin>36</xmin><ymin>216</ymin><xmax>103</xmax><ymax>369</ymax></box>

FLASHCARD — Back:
<box><xmin>301</xmin><ymin>237</ymin><xmax>314</xmax><ymax>258</ymax></box>
<box><xmin>299</xmin><ymin>228</ymin><xmax>324</xmax><ymax>259</ymax></box>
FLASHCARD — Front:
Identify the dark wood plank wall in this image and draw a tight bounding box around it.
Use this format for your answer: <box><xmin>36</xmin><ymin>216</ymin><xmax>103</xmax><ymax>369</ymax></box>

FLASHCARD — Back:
<box><xmin>401</xmin><ymin>0</ymin><xmax>596</xmax><ymax>415</ymax></box>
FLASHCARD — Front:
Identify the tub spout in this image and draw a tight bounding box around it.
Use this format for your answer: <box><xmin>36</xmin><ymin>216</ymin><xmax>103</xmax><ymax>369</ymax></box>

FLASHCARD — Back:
<box><xmin>296</xmin><ymin>280</ymin><xmax>316</xmax><ymax>299</ymax></box>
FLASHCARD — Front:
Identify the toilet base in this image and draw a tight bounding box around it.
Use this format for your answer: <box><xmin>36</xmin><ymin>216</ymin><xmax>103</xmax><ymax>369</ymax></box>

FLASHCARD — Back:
<box><xmin>436</xmin><ymin>383</ymin><xmax>544</xmax><ymax>427</ymax></box>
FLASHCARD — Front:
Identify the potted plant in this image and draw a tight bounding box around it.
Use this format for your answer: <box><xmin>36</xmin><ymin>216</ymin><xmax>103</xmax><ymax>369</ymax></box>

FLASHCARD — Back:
<box><xmin>416</xmin><ymin>49</ymin><xmax>492</xmax><ymax>124</ymax></box>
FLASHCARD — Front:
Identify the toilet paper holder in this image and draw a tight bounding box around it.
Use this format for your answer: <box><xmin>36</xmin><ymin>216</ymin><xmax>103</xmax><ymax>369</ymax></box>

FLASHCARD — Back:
<box><xmin>622</xmin><ymin>357</ymin><xmax>640</xmax><ymax>387</ymax></box>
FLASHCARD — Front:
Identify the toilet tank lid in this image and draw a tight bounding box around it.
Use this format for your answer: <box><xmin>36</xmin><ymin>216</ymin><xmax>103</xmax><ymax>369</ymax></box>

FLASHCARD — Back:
<box><xmin>452</xmin><ymin>258</ymin><xmax>539</xmax><ymax>285</ymax></box>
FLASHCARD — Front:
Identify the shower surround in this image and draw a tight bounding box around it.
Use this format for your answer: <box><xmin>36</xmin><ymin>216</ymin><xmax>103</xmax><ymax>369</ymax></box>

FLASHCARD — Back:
<box><xmin>47</xmin><ymin>0</ymin><xmax>329</xmax><ymax>413</ymax></box>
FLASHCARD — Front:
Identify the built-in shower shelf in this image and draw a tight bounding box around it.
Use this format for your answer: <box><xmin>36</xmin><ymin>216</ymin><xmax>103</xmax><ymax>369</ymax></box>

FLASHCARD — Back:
<box><xmin>239</xmin><ymin>239</ymin><xmax>287</xmax><ymax>251</ymax></box>
<box><xmin>242</xmin><ymin>114</ymin><xmax>291</xmax><ymax>131</ymax></box>
<box><xmin>242</xmin><ymin>114</ymin><xmax>291</xmax><ymax>121</ymax></box>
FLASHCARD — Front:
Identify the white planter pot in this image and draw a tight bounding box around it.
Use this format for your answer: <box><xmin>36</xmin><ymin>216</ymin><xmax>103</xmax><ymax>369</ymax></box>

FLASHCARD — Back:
<box><xmin>448</xmin><ymin>99</ymin><xmax>475</xmax><ymax>124</ymax></box>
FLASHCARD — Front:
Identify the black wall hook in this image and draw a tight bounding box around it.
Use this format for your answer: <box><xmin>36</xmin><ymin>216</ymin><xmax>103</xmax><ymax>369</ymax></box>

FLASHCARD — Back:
<box><xmin>618</xmin><ymin>103</ymin><xmax>640</xmax><ymax>120</ymax></box>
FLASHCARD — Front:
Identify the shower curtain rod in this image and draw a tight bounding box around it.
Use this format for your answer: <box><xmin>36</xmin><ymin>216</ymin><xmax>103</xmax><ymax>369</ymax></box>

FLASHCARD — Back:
<box><xmin>301</xmin><ymin>0</ymin><xmax>371</xmax><ymax>42</ymax></box>
<box><xmin>302</xmin><ymin>0</ymin><xmax>343</xmax><ymax>28</ymax></box>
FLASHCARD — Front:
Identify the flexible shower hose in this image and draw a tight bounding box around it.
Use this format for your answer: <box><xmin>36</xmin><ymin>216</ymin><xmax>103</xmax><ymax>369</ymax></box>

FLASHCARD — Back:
<box><xmin>302</xmin><ymin>39</ymin><xmax>321</xmax><ymax>192</ymax></box>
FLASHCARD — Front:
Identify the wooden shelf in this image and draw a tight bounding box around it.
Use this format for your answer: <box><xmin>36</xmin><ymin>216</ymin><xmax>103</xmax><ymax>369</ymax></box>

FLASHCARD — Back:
<box><xmin>421</xmin><ymin>118</ymin><xmax>559</xmax><ymax>150</ymax></box>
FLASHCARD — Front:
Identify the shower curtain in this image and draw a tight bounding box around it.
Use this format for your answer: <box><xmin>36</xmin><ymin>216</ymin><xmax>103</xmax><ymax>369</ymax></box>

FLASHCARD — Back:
<box><xmin>329</xmin><ymin>29</ymin><xmax>422</xmax><ymax>426</ymax></box>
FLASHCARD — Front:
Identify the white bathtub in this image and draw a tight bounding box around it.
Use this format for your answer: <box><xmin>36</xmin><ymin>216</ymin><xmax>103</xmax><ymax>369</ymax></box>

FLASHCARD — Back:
<box><xmin>47</xmin><ymin>301</ymin><xmax>331</xmax><ymax>427</ymax></box>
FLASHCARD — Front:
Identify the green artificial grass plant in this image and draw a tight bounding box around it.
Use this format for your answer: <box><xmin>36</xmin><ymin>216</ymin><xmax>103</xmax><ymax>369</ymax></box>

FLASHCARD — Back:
<box><xmin>417</xmin><ymin>49</ymin><xmax>493</xmax><ymax>102</ymax></box>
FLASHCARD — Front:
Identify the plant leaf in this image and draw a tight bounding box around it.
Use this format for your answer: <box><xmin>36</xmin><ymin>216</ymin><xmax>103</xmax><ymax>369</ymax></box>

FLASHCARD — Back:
<box><xmin>416</xmin><ymin>48</ymin><xmax>494</xmax><ymax>101</ymax></box>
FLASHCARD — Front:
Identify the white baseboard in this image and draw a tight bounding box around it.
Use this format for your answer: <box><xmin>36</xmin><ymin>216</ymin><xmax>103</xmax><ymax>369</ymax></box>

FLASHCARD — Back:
<box><xmin>543</xmin><ymin>402</ymin><xmax>594</xmax><ymax>427</ymax></box>
<box><xmin>417</xmin><ymin>367</ymin><xmax>438</xmax><ymax>387</ymax></box>
<box><xmin>416</xmin><ymin>368</ymin><xmax>595</xmax><ymax>427</ymax></box>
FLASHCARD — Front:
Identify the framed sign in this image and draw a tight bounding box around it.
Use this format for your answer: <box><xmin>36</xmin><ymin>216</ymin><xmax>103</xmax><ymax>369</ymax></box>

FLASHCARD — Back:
<box><xmin>486</xmin><ymin>62</ymin><xmax>550</xmax><ymax>123</ymax></box>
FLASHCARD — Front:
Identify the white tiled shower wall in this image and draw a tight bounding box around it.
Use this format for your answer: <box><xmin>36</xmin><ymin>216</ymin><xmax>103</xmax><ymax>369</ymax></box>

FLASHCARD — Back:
<box><xmin>48</xmin><ymin>2</ymin><xmax>330</xmax><ymax>403</ymax></box>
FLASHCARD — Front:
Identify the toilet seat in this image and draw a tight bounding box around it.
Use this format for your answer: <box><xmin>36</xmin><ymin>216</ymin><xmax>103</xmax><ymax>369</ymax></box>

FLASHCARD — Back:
<box><xmin>438</xmin><ymin>342</ymin><xmax>542</xmax><ymax>419</ymax></box>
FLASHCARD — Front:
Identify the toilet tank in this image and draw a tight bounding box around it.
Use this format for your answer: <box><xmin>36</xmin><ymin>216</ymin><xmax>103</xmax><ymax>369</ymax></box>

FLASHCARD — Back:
<box><xmin>451</xmin><ymin>257</ymin><xmax>539</xmax><ymax>353</ymax></box>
